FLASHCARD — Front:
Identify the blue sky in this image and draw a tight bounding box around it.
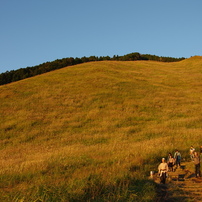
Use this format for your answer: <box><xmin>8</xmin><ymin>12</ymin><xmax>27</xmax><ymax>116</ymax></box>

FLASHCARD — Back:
<box><xmin>1</xmin><ymin>0</ymin><xmax>202</xmax><ymax>73</ymax></box>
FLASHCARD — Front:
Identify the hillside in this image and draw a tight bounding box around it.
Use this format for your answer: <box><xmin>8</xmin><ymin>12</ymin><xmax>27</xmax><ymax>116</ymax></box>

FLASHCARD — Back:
<box><xmin>0</xmin><ymin>58</ymin><xmax>202</xmax><ymax>201</ymax></box>
<box><xmin>0</xmin><ymin>52</ymin><xmax>185</xmax><ymax>85</ymax></box>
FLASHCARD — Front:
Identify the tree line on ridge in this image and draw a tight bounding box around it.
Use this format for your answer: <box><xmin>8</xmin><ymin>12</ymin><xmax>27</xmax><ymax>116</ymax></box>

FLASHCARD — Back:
<box><xmin>0</xmin><ymin>52</ymin><xmax>185</xmax><ymax>85</ymax></box>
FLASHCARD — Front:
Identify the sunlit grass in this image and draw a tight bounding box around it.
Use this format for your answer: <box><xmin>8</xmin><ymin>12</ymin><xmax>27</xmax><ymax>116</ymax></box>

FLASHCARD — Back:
<box><xmin>1</xmin><ymin>57</ymin><xmax>202</xmax><ymax>201</ymax></box>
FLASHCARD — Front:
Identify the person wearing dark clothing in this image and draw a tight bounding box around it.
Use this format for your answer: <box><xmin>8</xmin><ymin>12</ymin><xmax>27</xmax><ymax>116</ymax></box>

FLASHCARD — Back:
<box><xmin>167</xmin><ymin>153</ymin><xmax>175</xmax><ymax>172</ymax></box>
<box><xmin>193</xmin><ymin>152</ymin><xmax>201</xmax><ymax>178</ymax></box>
<box><xmin>174</xmin><ymin>150</ymin><xmax>181</xmax><ymax>168</ymax></box>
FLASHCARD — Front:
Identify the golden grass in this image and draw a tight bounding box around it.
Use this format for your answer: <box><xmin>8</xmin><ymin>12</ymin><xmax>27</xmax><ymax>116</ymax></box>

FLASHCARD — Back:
<box><xmin>1</xmin><ymin>57</ymin><xmax>202</xmax><ymax>200</ymax></box>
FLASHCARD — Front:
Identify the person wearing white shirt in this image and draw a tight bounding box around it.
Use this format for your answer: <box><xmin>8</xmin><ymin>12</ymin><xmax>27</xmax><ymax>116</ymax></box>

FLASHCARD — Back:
<box><xmin>158</xmin><ymin>158</ymin><xmax>168</xmax><ymax>184</ymax></box>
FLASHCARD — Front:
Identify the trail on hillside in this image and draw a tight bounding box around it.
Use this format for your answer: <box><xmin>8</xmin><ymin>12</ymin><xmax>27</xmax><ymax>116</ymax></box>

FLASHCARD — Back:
<box><xmin>153</xmin><ymin>161</ymin><xmax>202</xmax><ymax>202</ymax></box>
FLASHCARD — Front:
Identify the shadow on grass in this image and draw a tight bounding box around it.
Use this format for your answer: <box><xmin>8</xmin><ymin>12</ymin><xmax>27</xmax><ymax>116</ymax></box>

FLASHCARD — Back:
<box><xmin>154</xmin><ymin>181</ymin><xmax>189</xmax><ymax>202</ymax></box>
<box><xmin>81</xmin><ymin>175</ymin><xmax>158</xmax><ymax>202</ymax></box>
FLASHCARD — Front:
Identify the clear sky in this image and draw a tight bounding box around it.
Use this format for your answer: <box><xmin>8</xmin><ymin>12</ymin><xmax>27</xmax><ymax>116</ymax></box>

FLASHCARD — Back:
<box><xmin>1</xmin><ymin>0</ymin><xmax>202</xmax><ymax>73</ymax></box>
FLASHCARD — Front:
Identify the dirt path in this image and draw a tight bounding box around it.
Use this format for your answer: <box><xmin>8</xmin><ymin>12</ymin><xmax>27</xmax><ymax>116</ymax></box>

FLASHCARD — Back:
<box><xmin>154</xmin><ymin>161</ymin><xmax>202</xmax><ymax>202</ymax></box>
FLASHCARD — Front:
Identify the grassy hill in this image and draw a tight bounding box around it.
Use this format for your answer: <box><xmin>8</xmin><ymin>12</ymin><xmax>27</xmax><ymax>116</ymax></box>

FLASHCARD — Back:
<box><xmin>1</xmin><ymin>57</ymin><xmax>202</xmax><ymax>201</ymax></box>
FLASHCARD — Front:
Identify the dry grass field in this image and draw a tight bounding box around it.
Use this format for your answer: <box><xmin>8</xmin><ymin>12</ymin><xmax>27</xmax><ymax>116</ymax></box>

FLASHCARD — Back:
<box><xmin>1</xmin><ymin>57</ymin><xmax>202</xmax><ymax>201</ymax></box>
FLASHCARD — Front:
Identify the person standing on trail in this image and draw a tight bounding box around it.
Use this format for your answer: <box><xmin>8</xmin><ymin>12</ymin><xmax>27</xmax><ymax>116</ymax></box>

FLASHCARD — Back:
<box><xmin>200</xmin><ymin>146</ymin><xmax>202</xmax><ymax>157</ymax></box>
<box><xmin>174</xmin><ymin>150</ymin><xmax>181</xmax><ymax>169</ymax></box>
<box><xmin>200</xmin><ymin>145</ymin><xmax>202</xmax><ymax>154</ymax></box>
<box><xmin>158</xmin><ymin>158</ymin><xmax>168</xmax><ymax>184</ymax></box>
<box><xmin>193</xmin><ymin>152</ymin><xmax>201</xmax><ymax>178</ymax></box>
<box><xmin>190</xmin><ymin>146</ymin><xmax>195</xmax><ymax>161</ymax></box>
<box><xmin>167</xmin><ymin>153</ymin><xmax>175</xmax><ymax>172</ymax></box>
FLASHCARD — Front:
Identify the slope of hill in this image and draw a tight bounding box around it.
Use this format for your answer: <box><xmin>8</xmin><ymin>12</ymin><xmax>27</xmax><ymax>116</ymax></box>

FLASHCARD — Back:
<box><xmin>0</xmin><ymin>52</ymin><xmax>185</xmax><ymax>85</ymax></box>
<box><xmin>0</xmin><ymin>58</ymin><xmax>202</xmax><ymax>201</ymax></box>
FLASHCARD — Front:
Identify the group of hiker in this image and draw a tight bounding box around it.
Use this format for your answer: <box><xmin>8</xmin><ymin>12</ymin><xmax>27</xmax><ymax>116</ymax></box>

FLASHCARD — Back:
<box><xmin>157</xmin><ymin>146</ymin><xmax>202</xmax><ymax>184</ymax></box>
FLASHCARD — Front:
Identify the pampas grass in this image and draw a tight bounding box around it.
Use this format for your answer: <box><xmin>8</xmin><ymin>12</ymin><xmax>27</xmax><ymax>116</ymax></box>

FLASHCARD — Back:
<box><xmin>1</xmin><ymin>57</ymin><xmax>202</xmax><ymax>201</ymax></box>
